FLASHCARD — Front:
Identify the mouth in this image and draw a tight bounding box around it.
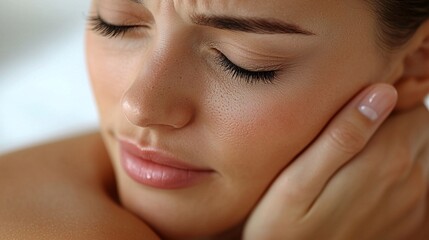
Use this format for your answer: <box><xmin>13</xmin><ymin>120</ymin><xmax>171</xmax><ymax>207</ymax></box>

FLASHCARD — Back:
<box><xmin>118</xmin><ymin>139</ymin><xmax>214</xmax><ymax>189</ymax></box>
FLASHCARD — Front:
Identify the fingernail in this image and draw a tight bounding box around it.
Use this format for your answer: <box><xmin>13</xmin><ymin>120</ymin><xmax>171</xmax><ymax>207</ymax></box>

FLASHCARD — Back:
<box><xmin>358</xmin><ymin>85</ymin><xmax>397</xmax><ymax>121</ymax></box>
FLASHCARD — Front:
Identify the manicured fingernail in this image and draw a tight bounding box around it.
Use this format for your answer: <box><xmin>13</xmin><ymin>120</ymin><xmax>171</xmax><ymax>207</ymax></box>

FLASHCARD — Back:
<box><xmin>358</xmin><ymin>85</ymin><xmax>397</xmax><ymax>121</ymax></box>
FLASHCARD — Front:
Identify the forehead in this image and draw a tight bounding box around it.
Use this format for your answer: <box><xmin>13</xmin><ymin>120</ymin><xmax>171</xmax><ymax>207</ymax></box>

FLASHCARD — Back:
<box><xmin>168</xmin><ymin>0</ymin><xmax>373</xmax><ymax>35</ymax></box>
<box><xmin>172</xmin><ymin>0</ymin><xmax>368</xmax><ymax>18</ymax></box>
<box><xmin>176</xmin><ymin>0</ymin><xmax>339</xmax><ymax>12</ymax></box>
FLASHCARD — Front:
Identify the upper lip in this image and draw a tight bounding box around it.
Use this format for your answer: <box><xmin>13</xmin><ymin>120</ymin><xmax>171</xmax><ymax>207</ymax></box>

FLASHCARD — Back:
<box><xmin>119</xmin><ymin>138</ymin><xmax>213</xmax><ymax>172</ymax></box>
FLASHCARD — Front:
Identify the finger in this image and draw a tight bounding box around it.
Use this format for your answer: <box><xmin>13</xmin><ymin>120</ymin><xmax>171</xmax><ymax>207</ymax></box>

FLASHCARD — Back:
<box><xmin>311</xmin><ymin>149</ymin><xmax>426</xmax><ymax>239</ymax></box>
<box><xmin>390</xmin><ymin>106</ymin><xmax>429</xmax><ymax>180</ymax></box>
<box><xmin>269</xmin><ymin>84</ymin><xmax>398</xmax><ymax>218</ymax></box>
<box><xmin>305</xmin><ymin>105</ymin><xmax>429</xmax><ymax>234</ymax></box>
<box><xmin>382</xmin><ymin>166</ymin><xmax>427</xmax><ymax>240</ymax></box>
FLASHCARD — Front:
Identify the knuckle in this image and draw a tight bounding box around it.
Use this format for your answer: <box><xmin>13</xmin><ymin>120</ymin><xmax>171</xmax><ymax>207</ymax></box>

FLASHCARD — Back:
<box><xmin>281</xmin><ymin>180</ymin><xmax>312</xmax><ymax>204</ymax></box>
<box><xmin>381</xmin><ymin>150</ymin><xmax>414</xmax><ymax>183</ymax></box>
<box><xmin>328</xmin><ymin>120</ymin><xmax>368</xmax><ymax>154</ymax></box>
<box><xmin>279</xmin><ymin>175</ymin><xmax>322</xmax><ymax>207</ymax></box>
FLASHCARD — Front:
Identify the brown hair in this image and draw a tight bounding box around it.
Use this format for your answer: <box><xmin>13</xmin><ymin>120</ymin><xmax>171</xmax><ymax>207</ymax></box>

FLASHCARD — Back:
<box><xmin>368</xmin><ymin>0</ymin><xmax>429</xmax><ymax>49</ymax></box>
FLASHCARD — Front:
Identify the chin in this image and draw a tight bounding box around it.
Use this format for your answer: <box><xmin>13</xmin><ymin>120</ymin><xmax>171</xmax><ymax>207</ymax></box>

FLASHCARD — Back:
<box><xmin>115</xmin><ymin>173</ymin><xmax>250</xmax><ymax>240</ymax></box>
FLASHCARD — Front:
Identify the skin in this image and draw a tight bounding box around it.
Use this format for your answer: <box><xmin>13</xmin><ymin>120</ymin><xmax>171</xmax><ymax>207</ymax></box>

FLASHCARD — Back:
<box><xmin>0</xmin><ymin>133</ymin><xmax>155</xmax><ymax>240</ymax></box>
<box><xmin>0</xmin><ymin>0</ymin><xmax>428</xmax><ymax>239</ymax></box>
<box><xmin>86</xmin><ymin>0</ymin><xmax>428</xmax><ymax>239</ymax></box>
<box><xmin>244</xmin><ymin>94</ymin><xmax>429</xmax><ymax>239</ymax></box>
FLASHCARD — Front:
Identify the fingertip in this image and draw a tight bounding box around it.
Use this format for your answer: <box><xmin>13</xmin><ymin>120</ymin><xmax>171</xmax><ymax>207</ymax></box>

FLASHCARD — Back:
<box><xmin>357</xmin><ymin>84</ymin><xmax>398</xmax><ymax>122</ymax></box>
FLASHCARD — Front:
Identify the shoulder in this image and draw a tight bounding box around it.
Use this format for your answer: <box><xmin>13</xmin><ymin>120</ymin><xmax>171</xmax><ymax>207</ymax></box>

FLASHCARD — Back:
<box><xmin>0</xmin><ymin>132</ymin><xmax>113</xmax><ymax>196</ymax></box>
<box><xmin>0</xmin><ymin>132</ymin><xmax>160</xmax><ymax>240</ymax></box>
<box><xmin>1</xmin><ymin>132</ymin><xmax>106</xmax><ymax>176</ymax></box>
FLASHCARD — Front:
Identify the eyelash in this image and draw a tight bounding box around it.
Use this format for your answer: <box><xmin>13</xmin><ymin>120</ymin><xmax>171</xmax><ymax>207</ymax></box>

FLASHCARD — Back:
<box><xmin>216</xmin><ymin>53</ymin><xmax>277</xmax><ymax>84</ymax></box>
<box><xmin>88</xmin><ymin>15</ymin><xmax>278</xmax><ymax>84</ymax></box>
<box><xmin>88</xmin><ymin>15</ymin><xmax>139</xmax><ymax>38</ymax></box>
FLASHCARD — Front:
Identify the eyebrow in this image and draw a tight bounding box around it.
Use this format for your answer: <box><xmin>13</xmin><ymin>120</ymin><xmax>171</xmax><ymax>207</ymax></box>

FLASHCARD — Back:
<box><xmin>191</xmin><ymin>14</ymin><xmax>314</xmax><ymax>35</ymax></box>
<box><xmin>126</xmin><ymin>0</ymin><xmax>313</xmax><ymax>35</ymax></box>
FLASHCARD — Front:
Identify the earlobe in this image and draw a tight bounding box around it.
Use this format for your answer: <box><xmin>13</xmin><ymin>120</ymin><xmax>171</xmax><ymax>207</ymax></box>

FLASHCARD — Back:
<box><xmin>394</xmin><ymin>77</ymin><xmax>429</xmax><ymax>111</ymax></box>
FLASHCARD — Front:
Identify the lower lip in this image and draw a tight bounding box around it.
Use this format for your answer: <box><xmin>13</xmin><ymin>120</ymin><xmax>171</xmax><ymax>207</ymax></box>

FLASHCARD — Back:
<box><xmin>119</xmin><ymin>145</ymin><xmax>213</xmax><ymax>189</ymax></box>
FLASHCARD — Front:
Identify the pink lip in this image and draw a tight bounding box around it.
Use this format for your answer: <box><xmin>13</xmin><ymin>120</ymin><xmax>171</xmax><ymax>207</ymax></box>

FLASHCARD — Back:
<box><xmin>119</xmin><ymin>140</ymin><xmax>213</xmax><ymax>189</ymax></box>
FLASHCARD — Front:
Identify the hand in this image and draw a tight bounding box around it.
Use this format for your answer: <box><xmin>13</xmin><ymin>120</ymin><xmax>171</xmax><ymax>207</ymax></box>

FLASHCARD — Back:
<box><xmin>243</xmin><ymin>84</ymin><xmax>429</xmax><ymax>240</ymax></box>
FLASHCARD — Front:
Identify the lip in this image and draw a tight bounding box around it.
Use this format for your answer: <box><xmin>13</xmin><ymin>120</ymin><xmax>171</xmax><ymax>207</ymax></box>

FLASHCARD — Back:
<box><xmin>119</xmin><ymin>139</ymin><xmax>214</xmax><ymax>189</ymax></box>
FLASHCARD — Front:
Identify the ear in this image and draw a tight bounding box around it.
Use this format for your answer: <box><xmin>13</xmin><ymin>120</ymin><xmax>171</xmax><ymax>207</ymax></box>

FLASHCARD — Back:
<box><xmin>394</xmin><ymin>20</ymin><xmax>429</xmax><ymax>111</ymax></box>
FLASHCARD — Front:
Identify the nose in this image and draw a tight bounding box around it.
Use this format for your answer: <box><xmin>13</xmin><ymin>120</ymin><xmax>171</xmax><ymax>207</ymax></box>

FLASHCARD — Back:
<box><xmin>121</xmin><ymin>47</ymin><xmax>195</xmax><ymax>129</ymax></box>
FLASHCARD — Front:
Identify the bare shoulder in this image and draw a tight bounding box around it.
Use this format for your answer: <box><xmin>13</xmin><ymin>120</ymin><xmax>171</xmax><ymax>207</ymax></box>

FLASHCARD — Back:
<box><xmin>0</xmin><ymin>132</ymin><xmax>112</xmax><ymax>186</ymax></box>
<box><xmin>0</xmin><ymin>132</ymin><xmax>159</xmax><ymax>240</ymax></box>
<box><xmin>0</xmin><ymin>132</ymin><xmax>121</xmax><ymax>187</ymax></box>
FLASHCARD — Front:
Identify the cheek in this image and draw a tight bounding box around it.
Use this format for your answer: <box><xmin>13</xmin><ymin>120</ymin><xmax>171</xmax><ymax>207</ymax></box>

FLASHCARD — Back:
<box><xmin>202</xmin><ymin>52</ymin><xmax>379</xmax><ymax>197</ymax></box>
<box><xmin>201</xmin><ymin>84</ymin><xmax>340</xmax><ymax>197</ymax></box>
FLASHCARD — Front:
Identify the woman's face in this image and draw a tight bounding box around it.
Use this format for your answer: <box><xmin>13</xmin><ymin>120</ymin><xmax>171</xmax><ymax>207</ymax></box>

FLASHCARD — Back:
<box><xmin>86</xmin><ymin>0</ymin><xmax>397</xmax><ymax>238</ymax></box>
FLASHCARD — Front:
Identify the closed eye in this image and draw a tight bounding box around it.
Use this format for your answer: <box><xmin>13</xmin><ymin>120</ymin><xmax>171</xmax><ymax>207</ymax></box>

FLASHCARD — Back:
<box><xmin>216</xmin><ymin>52</ymin><xmax>278</xmax><ymax>84</ymax></box>
<box><xmin>87</xmin><ymin>15</ymin><xmax>141</xmax><ymax>38</ymax></box>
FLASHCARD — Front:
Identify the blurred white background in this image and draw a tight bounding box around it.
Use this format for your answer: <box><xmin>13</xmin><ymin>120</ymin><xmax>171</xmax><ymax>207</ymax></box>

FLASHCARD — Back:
<box><xmin>0</xmin><ymin>0</ymin><xmax>98</xmax><ymax>154</ymax></box>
